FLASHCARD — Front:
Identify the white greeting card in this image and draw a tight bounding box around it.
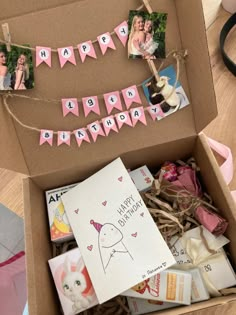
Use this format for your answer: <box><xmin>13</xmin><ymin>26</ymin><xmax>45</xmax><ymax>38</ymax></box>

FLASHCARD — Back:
<box><xmin>62</xmin><ymin>158</ymin><xmax>175</xmax><ymax>304</ymax></box>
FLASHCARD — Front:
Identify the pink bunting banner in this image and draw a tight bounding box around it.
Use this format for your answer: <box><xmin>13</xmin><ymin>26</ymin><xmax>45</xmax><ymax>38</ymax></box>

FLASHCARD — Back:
<box><xmin>82</xmin><ymin>96</ymin><xmax>100</xmax><ymax>117</ymax></box>
<box><xmin>36</xmin><ymin>46</ymin><xmax>52</xmax><ymax>67</ymax></box>
<box><xmin>115</xmin><ymin>111</ymin><xmax>133</xmax><ymax>129</ymax></box>
<box><xmin>102</xmin><ymin>116</ymin><xmax>118</xmax><ymax>136</ymax></box>
<box><xmin>130</xmin><ymin>107</ymin><xmax>147</xmax><ymax>126</ymax></box>
<box><xmin>114</xmin><ymin>21</ymin><xmax>129</xmax><ymax>47</ymax></box>
<box><xmin>97</xmin><ymin>32</ymin><xmax>116</xmax><ymax>55</ymax></box>
<box><xmin>78</xmin><ymin>41</ymin><xmax>97</xmax><ymax>63</ymax></box>
<box><xmin>103</xmin><ymin>91</ymin><xmax>123</xmax><ymax>115</ymax></box>
<box><xmin>147</xmin><ymin>104</ymin><xmax>165</xmax><ymax>120</ymax></box>
<box><xmin>39</xmin><ymin>130</ymin><xmax>53</xmax><ymax>146</ymax></box>
<box><xmin>57</xmin><ymin>131</ymin><xmax>71</xmax><ymax>146</ymax></box>
<box><xmin>57</xmin><ymin>46</ymin><xmax>76</xmax><ymax>68</ymax></box>
<box><xmin>73</xmin><ymin>128</ymin><xmax>90</xmax><ymax>147</ymax></box>
<box><xmin>87</xmin><ymin>121</ymin><xmax>105</xmax><ymax>142</ymax></box>
<box><xmin>121</xmin><ymin>85</ymin><xmax>142</xmax><ymax>109</ymax></box>
<box><xmin>61</xmin><ymin>98</ymin><xmax>79</xmax><ymax>117</ymax></box>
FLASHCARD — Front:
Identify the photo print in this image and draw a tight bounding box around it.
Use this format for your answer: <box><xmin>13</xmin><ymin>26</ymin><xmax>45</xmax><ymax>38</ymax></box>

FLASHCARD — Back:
<box><xmin>128</xmin><ymin>10</ymin><xmax>167</xmax><ymax>60</ymax></box>
<box><xmin>142</xmin><ymin>65</ymin><xmax>190</xmax><ymax>118</ymax></box>
<box><xmin>0</xmin><ymin>44</ymin><xmax>34</xmax><ymax>90</ymax></box>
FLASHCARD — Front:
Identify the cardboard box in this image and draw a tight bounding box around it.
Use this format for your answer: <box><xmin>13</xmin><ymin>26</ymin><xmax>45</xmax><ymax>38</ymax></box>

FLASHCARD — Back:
<box><xmin>1</xmin><ymin>0</ymin><xmax>236</xmax><ymax>315</ymax></box>
<box><xmin>45</xmin><ymin>183</ymin><xmax>78</xmax><ymax>242</ymax></box>
<box><xmin>129</xmin><ymin>165</ymin><xmax>154</xmax><ymax>192</ymax></box>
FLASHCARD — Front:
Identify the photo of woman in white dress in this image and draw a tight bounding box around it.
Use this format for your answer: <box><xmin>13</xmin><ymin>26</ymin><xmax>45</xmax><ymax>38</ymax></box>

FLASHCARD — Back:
<box><xmin>128</xmin><ymin>11</ymin><xmax>167</xmax><ymax>60</ymax></box>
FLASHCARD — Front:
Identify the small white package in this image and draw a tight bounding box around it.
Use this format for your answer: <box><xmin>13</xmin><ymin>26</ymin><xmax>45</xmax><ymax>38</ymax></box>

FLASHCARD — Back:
<box><xmin>122</xmin><ymin>269</ymin><xmax>192</xmax><ymax>305</ymax></box>
<box><xmin>48</xmin><ymin>248</ymin><xmax>98</xmax><ymax>315</ymax></box>
<box><xmin>129</xmin><ymin>165</ymin><xmax>154</xmax><ymax>192</ymax></box>
<box><xmin>127</xmin><ymin>297</ymin><xmax>179</xmax><ymax>315</ymax></box>
<box><xmin>189</xmin><ymin>268</ymin><xmax>210</xmax><ymax>303</ymax></box>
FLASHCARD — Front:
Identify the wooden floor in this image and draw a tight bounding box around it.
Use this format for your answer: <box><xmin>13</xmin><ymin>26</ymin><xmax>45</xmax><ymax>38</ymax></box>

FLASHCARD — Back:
<box><xmin>1</xmin><ymin>1</ymin><xmax>236</xmax><ymax>218</ymax></box>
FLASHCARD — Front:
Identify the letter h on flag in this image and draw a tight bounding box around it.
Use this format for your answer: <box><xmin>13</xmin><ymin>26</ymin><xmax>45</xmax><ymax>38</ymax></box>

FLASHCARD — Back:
<box><xmin>121</xmin><ymin>85</ymin><xmax>142</xmax><ymax>109</ymax></box>
<box><xmin>36</xmin><ymin>46</ymin><xmax>52</xmax><ymax>67</ymax></box>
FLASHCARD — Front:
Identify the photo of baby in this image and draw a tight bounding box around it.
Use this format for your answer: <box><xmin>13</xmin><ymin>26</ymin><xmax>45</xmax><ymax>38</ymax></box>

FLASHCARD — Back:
<box><xmin>0</xmin><ymin>44</ymin><xmax>34</xmax><ymax>90</ymax></box>
<box><xmin>128</xmin><ymin>10</ymin><xmax>167</xmax><ymax>59</ymax></box>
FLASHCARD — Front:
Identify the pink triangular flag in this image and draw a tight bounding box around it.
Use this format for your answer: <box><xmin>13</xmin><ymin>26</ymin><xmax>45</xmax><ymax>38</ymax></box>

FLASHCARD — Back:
<box><xmin>57</xmin><ymin>131</ymin><xmax>71</xmax><ymax>146</ymax></box>
<box><xmin>102</xmin><ymin>116</ymin><xmax>118</xmax><ymax>136</ymax></box>
<box><xmin>147</xmin><ymin>104</ymin><xmax>165</xmax><ymax>120</ymax></box>
<box><xmin>57</xmin><ymin>46</ymin><xmax>76</xmax><ymax>68</ymax></box>
<box><xmin>114</xmin><ymin>21</ymin><xmax>128</xmax><ymax>47</ymax></box>
<box><xmin>115</xmin><ymin>111</ymin><xmax>133</xmax><ymax>129</ymax></box>
<box><xmin>73</xmin><ymin>128</ymin><xmax>90</xmax><ymax>147</ymax></box>
<box><xmin>87</xmin><ymin>121</ymin><xmax>105</xmax><ymax>142</ymax></box>
<box><xmin>36</xmin><ymin>46</ymin><xmax>51</xmax><ymax>67</ymax></box>
<box><xmin>61</xmin><ymin>98</ymin><xmax>79</xmax><ymax>117</ymax></box>
<box><xmin>39</xmin><ymin>130</ymin><xmax>53</xmax><ymax>146</ymax></box>
<box><xmin>121</xmin><ymin>85</ymin><xmax>142</xmax><ymax>109</ymax></box>
<box><xmin>103</xmin><ymin>91</ymin><xmax>123</xmax><ymax>115</ymax></box>
<box><xmin>82</xmin><ymin>96</ymin><xmax>100</xmax><ymax>117</ymax></box>
<box><xmin>97</xmin><ymin>32</ymin><xmax>116</xmax><ymax>55</ymax></box>
<box><xmin>130</xmin><ymin>107</ymin><xmax>147</xmax><ymax>126</ymax></box>
<box><xmin>78</xmin><ymin>41</ymin><xmax>97</xmax><ymax>63</ymax></box>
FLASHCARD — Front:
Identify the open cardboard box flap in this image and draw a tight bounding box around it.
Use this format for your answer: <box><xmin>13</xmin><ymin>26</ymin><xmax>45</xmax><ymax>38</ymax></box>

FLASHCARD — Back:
<box><xmin>0</xmin><ymin>0</ymin><xmax>217</xmax><ymax>177</ymax></box>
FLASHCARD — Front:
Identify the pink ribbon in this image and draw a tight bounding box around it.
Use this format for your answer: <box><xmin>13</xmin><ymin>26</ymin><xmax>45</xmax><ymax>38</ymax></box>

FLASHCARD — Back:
<box><xmin>0</xmin><ymin>252</ymin><xmax>27</xmax><ymax>315</ymax></box>
<box><xmin>207</xmin><ymin>137</ymin><xmax>236</xmax><ymax>199</ymax></box>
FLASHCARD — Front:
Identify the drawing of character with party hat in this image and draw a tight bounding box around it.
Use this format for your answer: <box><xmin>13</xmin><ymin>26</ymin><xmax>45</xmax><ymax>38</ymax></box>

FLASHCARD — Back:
<box><xmin>90</xmin><ymin>219</ymin><xmax>133</xmax><ymax>273</ymax></box>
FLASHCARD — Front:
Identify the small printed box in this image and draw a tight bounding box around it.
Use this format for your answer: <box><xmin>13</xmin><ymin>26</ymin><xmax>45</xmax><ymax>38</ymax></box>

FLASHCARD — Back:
<box><xmin>127</xmin><ymin>297</ymin><xmax>179</xmax><ymax>315</ymax></box>
<box><xmin>48</xmin><ymin>248</ymin><xmax>98</xmax><ymax>315</ymax></box>
<box><xmin>45</xmin><ymin>183</ymin><xmax>78</xmax><ymax>242</ymax></box>
<box><xmin>122</xmin><ymin>269</ymin><xmax>192</xmax><ymax>305</ymax></box>
<box><xmin>189</xmin><ymin>268</ymin><xmax>209</xmax><ymax>303</ymax></box>
<box><xmin>129</xmin><ymin>165</ymin><xmax>154</xmax><ymax>192</ymax></box>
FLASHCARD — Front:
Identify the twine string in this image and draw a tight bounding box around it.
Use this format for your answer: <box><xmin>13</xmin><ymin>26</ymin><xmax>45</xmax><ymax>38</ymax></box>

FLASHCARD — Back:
<box><xmin>1</xmin><ymin>50</ymin><xmax>186</xmax><ymax>134</ymax></box>
<box><xmin>0</xmin><ymin>4</ymin><xmax>144</xmax><ymax>52</ymax></box>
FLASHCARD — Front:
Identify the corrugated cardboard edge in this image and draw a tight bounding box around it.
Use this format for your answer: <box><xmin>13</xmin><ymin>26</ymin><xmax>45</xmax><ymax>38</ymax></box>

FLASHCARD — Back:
<box><xmin>23</xmin><ymin>177</ymin><xmax>37</xmax><ymax>315</ymax></box>
<box><xmin>175</xmin><ymin>0</ymin><xmax>218</xmax><ymax>133</ymax></box>
<box><xmin>147</xmin><ymin>295</ymin><xmax>236</xmax><ymax>315</ymax></box>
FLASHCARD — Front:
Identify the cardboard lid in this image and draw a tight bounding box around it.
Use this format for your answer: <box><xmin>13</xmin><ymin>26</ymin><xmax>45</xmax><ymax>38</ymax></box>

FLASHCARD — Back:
<box><xmin>0</xmin><ymin>0</ymin><xmax>217</xmax><ymax>176</ymax></box>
